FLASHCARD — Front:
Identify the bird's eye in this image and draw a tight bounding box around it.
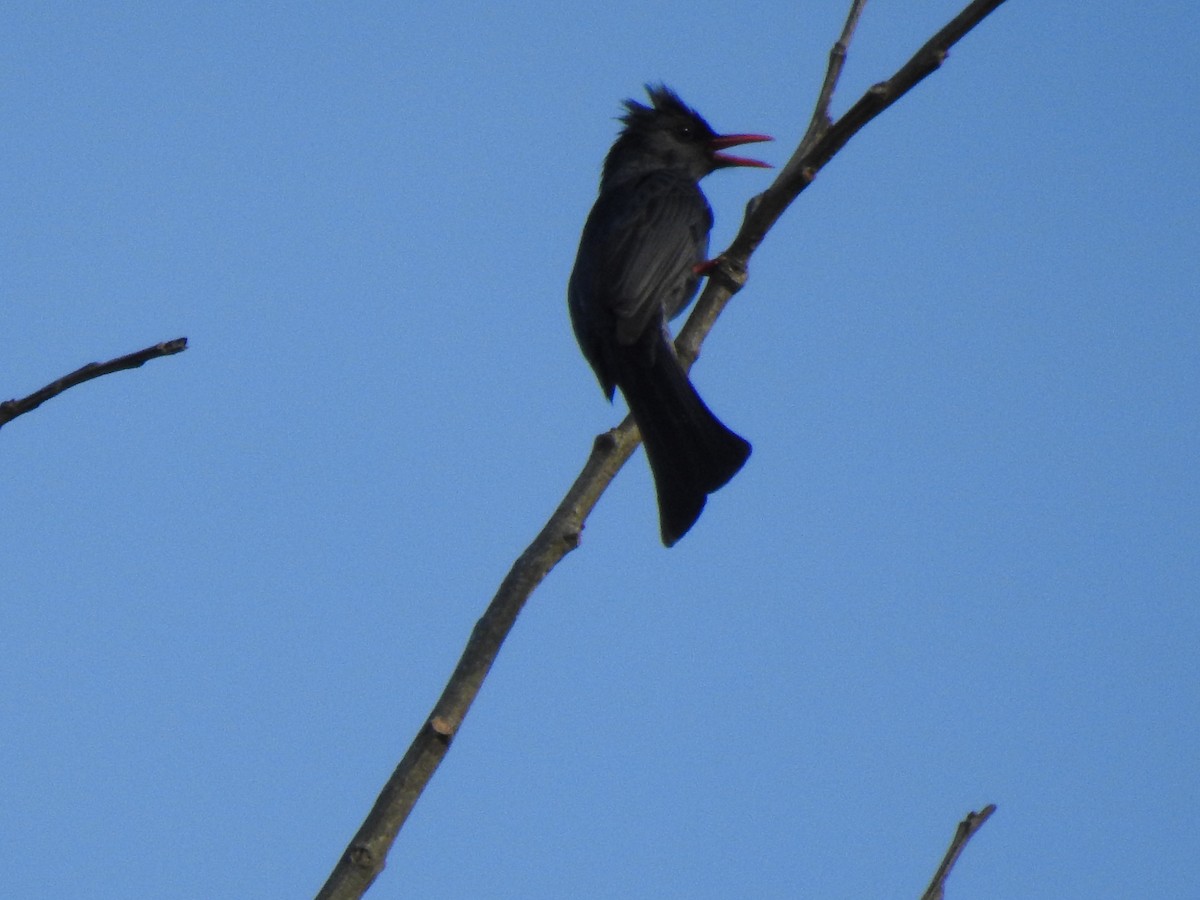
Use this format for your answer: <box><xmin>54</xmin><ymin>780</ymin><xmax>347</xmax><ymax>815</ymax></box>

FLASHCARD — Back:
<box><xmin>677</xmin><ymin>124</ymin><xmax>694</xmax><ymax>139</ymax></box>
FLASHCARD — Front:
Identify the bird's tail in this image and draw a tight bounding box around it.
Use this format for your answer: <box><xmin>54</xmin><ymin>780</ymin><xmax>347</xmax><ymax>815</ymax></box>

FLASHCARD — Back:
<box><xmin>617</xmin><ymin>337</ymin><xmax>750</xmax><ymax>546</ymax></box>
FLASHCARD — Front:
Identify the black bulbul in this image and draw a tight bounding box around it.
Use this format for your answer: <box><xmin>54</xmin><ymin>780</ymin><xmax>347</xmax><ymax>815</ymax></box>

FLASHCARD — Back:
<box><xmin>568</xmin><ymin>85</ymin><xmax>771</xmax><ymax>546</ymax></box>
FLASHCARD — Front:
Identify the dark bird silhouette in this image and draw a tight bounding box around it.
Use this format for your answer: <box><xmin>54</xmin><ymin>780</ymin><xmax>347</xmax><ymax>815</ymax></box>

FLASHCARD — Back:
<box><xmin>568</xmin><ymin>85</ymin><xmax>771</xmax><ymax>546</ymax></box>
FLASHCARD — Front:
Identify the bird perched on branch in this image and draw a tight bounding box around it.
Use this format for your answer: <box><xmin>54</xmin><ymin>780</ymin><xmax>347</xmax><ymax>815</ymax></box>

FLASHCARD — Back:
<box><xmin>568</xmin><ymin>84</ymin><xmax>771</xmax><ymax>546</ymax></box>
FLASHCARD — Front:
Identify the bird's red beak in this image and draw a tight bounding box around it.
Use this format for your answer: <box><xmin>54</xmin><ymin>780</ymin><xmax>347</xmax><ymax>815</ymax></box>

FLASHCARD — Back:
<box><xmin>709</xmin><ymin>133</ymin><xmax>774</xmax><ymax>168</ymax></box>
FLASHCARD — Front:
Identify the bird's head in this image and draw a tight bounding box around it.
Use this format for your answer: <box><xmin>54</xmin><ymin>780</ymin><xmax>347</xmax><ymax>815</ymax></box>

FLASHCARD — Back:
<box><xmin>602</xmin><ymin>84</ymin><xmax>772</xmax><ymax>184</ymax></box>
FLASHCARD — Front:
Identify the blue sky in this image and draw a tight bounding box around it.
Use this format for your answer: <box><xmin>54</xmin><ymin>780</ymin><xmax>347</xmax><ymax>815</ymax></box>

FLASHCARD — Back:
<box><xmin>3</xmin><ymin>2</ymin><xmax>1197</xmax><ymax>898</ymax></box>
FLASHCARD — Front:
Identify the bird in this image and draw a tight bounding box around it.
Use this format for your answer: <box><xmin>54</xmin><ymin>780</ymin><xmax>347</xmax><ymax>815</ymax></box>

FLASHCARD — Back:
<box><xmin>568</xmin><ymin>85</ymin><xmax>771</xmax><ymax>546</ymax></box>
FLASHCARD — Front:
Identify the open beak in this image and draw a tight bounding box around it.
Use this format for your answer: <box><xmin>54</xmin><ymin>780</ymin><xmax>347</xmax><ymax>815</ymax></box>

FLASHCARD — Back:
<box><xmin>709</xmin><ymin>133</ymin><xmax>774</xmax><ymax>168</ymax></box>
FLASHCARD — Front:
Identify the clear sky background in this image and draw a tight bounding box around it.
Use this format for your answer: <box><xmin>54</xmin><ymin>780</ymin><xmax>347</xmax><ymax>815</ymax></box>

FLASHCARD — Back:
<box><xmin>3</xmin><ymin>2</ymin><xmax>1197</xmax><ymax>898</ymax></box>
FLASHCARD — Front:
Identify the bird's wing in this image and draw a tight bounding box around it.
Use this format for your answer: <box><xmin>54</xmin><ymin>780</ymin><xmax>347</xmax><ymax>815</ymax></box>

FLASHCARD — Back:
<box><xmin>587</xmin><ymin>171</ymin><xmax>712</xmax><ymax>346</ymax></box>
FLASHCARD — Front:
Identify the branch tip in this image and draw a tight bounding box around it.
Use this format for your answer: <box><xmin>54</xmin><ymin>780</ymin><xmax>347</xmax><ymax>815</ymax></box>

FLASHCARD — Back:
<box><xmin>0</xmin><ymin>336</ymin><xmax>189</xmax><ymax>431</ymax></box>
<box><xmin>920</xmin><ymin>804</ymin><xmax>998</xmax><ymax>900</ymax></box>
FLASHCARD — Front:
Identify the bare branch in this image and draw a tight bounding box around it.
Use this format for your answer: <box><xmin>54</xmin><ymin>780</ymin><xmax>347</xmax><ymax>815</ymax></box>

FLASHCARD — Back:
<box><xmin>921</xmin><ymin>805</ymin><xmax>998</xmax><ymax>900</ymax></box>
<box><xmin>315</xmin><ymin>1</ymin><xmax>1010</xmax><ymax>896</ymax></box>
<box><xmin>0</xmin><ymin>338</ymin><xmax>188</xmax><ymax>431</ymax></box>
<box><xmin>314</xmin><ymin>430</ymin><xmax>638</xmax><ymax>899</ymax></box>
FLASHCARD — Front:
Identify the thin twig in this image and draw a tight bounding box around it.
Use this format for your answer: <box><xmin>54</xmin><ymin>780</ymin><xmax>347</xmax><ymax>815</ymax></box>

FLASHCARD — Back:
<box><xmin>0</xmin><ymin>338</ymin><xmax>188</xmax><ymax>431</ymax></box>
<box><xmin>795</xmin><ymin>0</ymin><xmax>869</xmax><ymax>158</ymax></box>
<box><xmin>921</xmin><ymin>805</ymin><xmax>997</xmax><ymax>900</ymax></box>
<box><xmin>315</xmin><ymin>1</ymin><xmax>1011</xmax><ymax>896</ymax></box>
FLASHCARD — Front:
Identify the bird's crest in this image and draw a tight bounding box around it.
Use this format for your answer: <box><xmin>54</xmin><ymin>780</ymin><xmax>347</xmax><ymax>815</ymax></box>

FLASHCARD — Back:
<box><xmin>619</xmin><ymin>84</ymin><xmax>700</xmax><ymax>130</ymax></box>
